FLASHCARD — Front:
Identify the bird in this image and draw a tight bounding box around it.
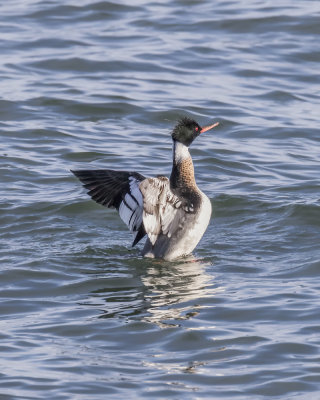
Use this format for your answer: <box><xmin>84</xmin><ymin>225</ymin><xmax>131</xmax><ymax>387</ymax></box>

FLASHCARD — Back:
<box><xmin>71</xmin><ymin>117</ymin><xmax>219</xmax><ymax>261</ymax></box>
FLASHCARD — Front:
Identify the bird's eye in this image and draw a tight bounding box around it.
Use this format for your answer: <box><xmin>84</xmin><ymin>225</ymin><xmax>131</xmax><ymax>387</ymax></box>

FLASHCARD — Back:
<box><xmin>195</xmin><ymin>126</ymin><xmax>199</xmax><ymax>131</ymax></box>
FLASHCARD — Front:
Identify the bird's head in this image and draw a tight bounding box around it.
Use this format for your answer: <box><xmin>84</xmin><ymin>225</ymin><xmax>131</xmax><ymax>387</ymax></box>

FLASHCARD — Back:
<box><xmin>171</xmin><ymin>117</ymin><xmax>219</xmax><ymax>147</ymax></box>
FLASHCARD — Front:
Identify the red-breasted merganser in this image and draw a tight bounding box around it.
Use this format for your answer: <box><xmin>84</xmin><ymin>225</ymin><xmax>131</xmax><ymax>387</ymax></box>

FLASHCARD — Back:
<box><xmin>72</xmin><ymin>117</ymin><xmax>219</xmax><ymax>261</ymax></box>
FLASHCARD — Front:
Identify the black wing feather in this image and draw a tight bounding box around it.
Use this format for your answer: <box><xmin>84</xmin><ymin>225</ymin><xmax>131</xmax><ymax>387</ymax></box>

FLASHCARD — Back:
<box><xmin>71</xmin><ymin>169</ymin><xmax>145</xmax><ymax>210</ymax></box>
<box><xmin>71</xmin><ymin>169</ymin><xmax>147</xmax><ymax>246</ymax></box>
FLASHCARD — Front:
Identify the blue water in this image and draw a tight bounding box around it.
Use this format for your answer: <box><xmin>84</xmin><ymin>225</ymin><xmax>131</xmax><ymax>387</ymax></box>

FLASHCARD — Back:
<box><xmin>1</xmin><ymin>1</ymin><xmax>320</xmax><ymax>399</ymax></box>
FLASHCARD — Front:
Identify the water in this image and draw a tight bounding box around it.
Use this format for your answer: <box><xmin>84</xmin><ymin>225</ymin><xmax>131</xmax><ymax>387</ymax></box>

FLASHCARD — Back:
<box><xmin>1</xmin><ymin>0</ymin><xmax>319</xmax><ymax>398</ymax></box>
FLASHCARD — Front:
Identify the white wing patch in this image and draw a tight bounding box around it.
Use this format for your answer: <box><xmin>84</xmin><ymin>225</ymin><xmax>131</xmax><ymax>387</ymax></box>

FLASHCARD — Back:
<box><xmin>139</xmin><ymin>177</ymin><xmax>185</xmax><ymax>245</ymax></box>
<box><xmin>119</xmin><ymin>177</ymin><xmax>143</xmax><ymax>238</ymax></box>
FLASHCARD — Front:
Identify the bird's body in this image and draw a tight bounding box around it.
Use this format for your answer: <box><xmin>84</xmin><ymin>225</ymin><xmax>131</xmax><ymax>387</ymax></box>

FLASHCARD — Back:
<box><xmin>72</xmin><ymin>117</ymin><xmax>218</xmax><ymax>261</ymax></box>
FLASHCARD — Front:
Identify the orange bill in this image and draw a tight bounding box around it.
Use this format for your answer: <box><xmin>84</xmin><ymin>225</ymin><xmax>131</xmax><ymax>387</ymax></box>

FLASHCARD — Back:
<box><xmin>200</xmin><ymin>122</ymin><xmax>219</xmax><ymax>133</ymax></box>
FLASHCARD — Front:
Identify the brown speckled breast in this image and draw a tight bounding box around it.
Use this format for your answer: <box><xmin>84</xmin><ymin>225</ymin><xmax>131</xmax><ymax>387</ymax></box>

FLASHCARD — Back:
<box><xmin>170</xmin><ymin>156</ymin><xmax>202</xmax><ymax>212</ymax></box>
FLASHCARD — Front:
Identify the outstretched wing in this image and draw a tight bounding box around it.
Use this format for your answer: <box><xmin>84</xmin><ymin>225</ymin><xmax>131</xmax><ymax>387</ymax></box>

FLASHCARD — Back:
<box><xmin>71</xmin><ymin>169</ymin><xmax>146</xmax><ymax>246</ymax></box>
<box><xmin>139</xmin><ymin>176</ymin><xmax>187</xmax><ymax>245</ymax></box>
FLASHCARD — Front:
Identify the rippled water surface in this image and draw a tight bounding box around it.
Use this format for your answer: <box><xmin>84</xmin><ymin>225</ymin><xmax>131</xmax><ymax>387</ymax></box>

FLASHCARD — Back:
<box><xmin>1</xmin><ymin>0</ymin><xmax>320</xmax><ymax>399</ymax></box>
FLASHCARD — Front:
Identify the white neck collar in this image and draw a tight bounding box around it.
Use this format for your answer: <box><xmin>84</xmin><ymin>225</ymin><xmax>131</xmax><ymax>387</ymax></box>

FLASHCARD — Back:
<box><xmin>173</xmin><ymin>141</ymin><xmax>190</xmax><ymax>163</ymax></box>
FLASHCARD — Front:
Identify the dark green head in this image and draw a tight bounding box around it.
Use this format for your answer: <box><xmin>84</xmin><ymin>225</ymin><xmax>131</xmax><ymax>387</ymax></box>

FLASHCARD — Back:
<box><xmin>171</xmin><ymin>117</ymin><xmax>219</xmax><ymax>147</ymax></box>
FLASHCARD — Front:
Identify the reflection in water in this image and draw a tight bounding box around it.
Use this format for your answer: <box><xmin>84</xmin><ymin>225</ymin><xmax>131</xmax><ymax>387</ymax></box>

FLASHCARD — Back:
<box><xmin>141</xmin><ymin>257</ymin><xmax>217</xmax><ymax>327</ymax></box>
<box><xmin>90</xmin><ymin>256</ymin><xmax>223</xmax><ymax>327</ymax></box>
